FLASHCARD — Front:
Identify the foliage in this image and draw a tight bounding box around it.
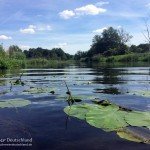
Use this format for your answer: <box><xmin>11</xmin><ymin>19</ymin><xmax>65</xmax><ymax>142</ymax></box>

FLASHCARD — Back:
<box><xmin>0</xmin><ymin>99</ymin><xmax>31</xmax><ymax>108</ymax></box>
<box><xmin>8</xmin><ymin>45</ymin><xmax>26</xmax><ymax>60</ymax></box>
<box><xmin>89</xmin><ymin>27</ymin><xmax>123</xmax><ymax>56</ymax></box>
<box><xmin>24</xmin><ymin>47</ymin><xmax>73</xmax><ymax>60</ymax></box>
<box><xmin>64</xmin><ymin>102</ymin><xmax>150</xmax><ymax>143</ymax></box>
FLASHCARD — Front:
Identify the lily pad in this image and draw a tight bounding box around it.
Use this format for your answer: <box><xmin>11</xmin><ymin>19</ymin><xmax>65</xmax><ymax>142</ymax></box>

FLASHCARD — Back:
<box><xmin>132</xmin><ymin>90</ymin><xmax>150</xmax><ymax>98</ymax></box>
<box><xmin>0</xmin><ymin>99</ymin><xmax>31</xmax><ymax>108</ymax></box>
<box><xmin>23</xmin><ymin>87</ymin><xmax>55</xmax><ymax>94</ymax></box>
<box><xmin>64</xmin><ymin>102</ymin><xmax>150</xmax><ymax>143</ymax></box>
<box><xmin>117</xmin><ymin>130</ymin><xmax>143</xmax><ymax>143</ymax></box>
<box><xmin>86</xmin><ymin>105</ymin><xmax>128</xmax><ymax>131</ymax></box>
<box><xmin>64</xmin><ymin>104</ymin><xmax>95</xmax><ymax>120</ymax></box>
<box><xmin>64</xmin><ymin>103</ymin><xmax>128</xmax><ymax>131</ymax></box>
<box><xmin>117</xmin><ymin>127</ymin><xmax>150</xmax><ymax>144</ymax></box>
<box><xmin>125</xmin><ymin>111</ymin><xmax>150</xmax><ymax>129</ymax></box>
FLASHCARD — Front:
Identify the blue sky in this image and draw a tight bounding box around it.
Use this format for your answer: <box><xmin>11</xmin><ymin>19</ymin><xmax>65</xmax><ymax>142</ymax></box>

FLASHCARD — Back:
<box><xmin>0</xmin><ymin>0</ymin><xmax>150</xmax><ymax>54</ymax></box>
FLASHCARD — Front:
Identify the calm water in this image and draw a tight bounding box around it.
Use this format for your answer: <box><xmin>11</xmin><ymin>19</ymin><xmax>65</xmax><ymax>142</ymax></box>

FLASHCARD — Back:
<box><xmin>0</xmin><ymin>64</ymin><xmax>150</xmax><ymax>150</ymax></box>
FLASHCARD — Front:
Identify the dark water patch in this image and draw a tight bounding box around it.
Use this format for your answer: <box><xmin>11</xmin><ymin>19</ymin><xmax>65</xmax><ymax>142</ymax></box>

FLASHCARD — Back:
<box><xmin>94</xmin><ymin>87</ymin><xmax>121</xmax><ymax>95</ymax></box>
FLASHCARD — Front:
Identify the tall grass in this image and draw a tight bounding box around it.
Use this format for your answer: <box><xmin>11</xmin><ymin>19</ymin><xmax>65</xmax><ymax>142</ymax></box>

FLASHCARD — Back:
<box><xmin>26</xmin><ymin>58</ymin><xmax>74</xmax><ymax>68</ymax></box>
<box><xmin>97</xmin><ymin>53</ymin><xmax>150</xmax><ymax>63</ymax></box>
<box><xmin>0</xmin><ymin>58</ymin><xmax>26</xmax><ymax>69</ymax></box>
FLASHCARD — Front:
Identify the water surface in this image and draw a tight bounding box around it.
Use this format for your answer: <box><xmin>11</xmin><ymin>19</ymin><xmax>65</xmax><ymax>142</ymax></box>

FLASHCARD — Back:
<box><xmin>0</xmin><ymin>64</ymin><xmax>150</xmax><ymax>150</ymax></box>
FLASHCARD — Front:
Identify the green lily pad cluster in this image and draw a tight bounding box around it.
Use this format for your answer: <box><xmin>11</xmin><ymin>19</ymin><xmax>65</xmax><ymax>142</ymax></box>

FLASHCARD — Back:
<box><xmin>133</xmin><ymin>90</ymin><xmax>150</xmax><ymax>98</ymax></box>
<box><xmin>64</xmin><ymin>102</ymin><xmax>150</xmax><ymax>144</ymax></box>
<box><xmin>23</xmin><ymin>87</ymin><xmax>55</xmax><ymax>94</ymax></box>
<box><xmin>0</xmin><ymin>99</ymin><xmax>31</xmax><ymax>108</ymax></box>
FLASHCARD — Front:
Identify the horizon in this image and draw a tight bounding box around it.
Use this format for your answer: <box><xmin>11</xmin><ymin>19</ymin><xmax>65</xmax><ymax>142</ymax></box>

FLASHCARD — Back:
<box><xmin>0</xmin><ymin>0</ymin><xmax>150</xmax><ymax>54</ymax></box>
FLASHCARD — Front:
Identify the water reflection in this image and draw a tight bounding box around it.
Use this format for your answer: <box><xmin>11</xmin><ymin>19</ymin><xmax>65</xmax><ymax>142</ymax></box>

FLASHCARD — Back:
<box><xmin>92</xmin><ymin>68</ymin><xmax>124</xmax><ymax>84</ymax></box>
<box><xmin>0</xmin><ymin>63</ymin><xmax>149</xmax><ymax>150</ymax></box>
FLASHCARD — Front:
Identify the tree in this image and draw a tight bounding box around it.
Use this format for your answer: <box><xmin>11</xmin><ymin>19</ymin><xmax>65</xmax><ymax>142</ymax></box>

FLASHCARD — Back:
<box><xmin>89</xmin><ymin>27</ymin><xmax>124</xmax><ymax>56</ymax></box>
<box><xmin>0</xmin><ymin>44</ymin><xmax>6</xmax><ymax>58</ymax></box>
<box><xmin>8</xmin><ymin>45</ymin><xmax>26</xmax><ymax>59</ymax></box>
<box><xmin>117</xmin><ymin>28</ymin><xmax>133</xmax><ymax>44</ymax></box>
<box><xmin>142</xmin><ymin>18</ymin><xmax>150</xmax><ymax>52</ymax></box>
<box><xmin>74</xmin><ymin>51</ymin><xmax>86</xmax><ymax>60</ymax></box>
<box><xmin>24</xmin><ymin>47</ymin><xmax>72</xmax><ymax>60</ymax></box>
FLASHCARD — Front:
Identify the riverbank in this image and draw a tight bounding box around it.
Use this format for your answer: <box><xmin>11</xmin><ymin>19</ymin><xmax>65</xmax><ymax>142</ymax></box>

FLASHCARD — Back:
<box><xmin>0</xmin><ymin>58</ymin><xmax>74</xmax><ymax>69</ymax></box>
<box><xmin>87</xmin><ymin>53</ymin><xmax>150</xmax><ymax>63</ymax></box>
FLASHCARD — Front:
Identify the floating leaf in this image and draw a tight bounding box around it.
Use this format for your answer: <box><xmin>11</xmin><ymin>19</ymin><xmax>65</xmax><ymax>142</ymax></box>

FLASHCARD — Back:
<box><xmin>117</xmin><ymin>127</ymin><xmax>150</xmax><ymax>144</ymax></box>
<box><xmin>125</xmin><ymin>111</ymin><xmax>150</xmax><ymax>128</ymax></box>
<box><xmin>0</xmin><ymin>99</ymin><xmax>31</xmax><ymax>108</ymax></box>
<box><xmin>64</xmin><ymin>104</ymin><xmax>98</xmax><ymax>120</ymax></box>
<box><xmin>86</xmin><ymin>105</ymin><xmax>128</xmax><ymax>131</ymax></box>
<box><xmin>64</xmin><ymin>103</ymin><xmax>128</xmax><ymax>131</ymax></box>
<box><xmin>132</xmin><ymin>90</ymin><xmax>150</xmax><ymax>98</ymax></box>
<box><xmin>117</xmin><ymin>130</ymin><xmax>142</xmax><ymax>143</ymax></box>
<box><xmin>64</xmin><ymin>102</ymin><xmax>150</xmax><ymax>143</ymax></box>
<box><xmin>23</xmin><ymin>87</ymin><xmax>55</xmax><ymax>94</ymax></box>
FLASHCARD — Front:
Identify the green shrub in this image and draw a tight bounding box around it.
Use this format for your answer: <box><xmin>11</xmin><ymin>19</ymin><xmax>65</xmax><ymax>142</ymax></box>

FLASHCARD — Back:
<box><xmin>0</xmin><ymin>59</ymin><xmax>9</xmax><ymax>69</ymax></box>
<box><xmin>117</xmin><ymin>54</ymin><xmax>139</xmax><ymax>62</ymax></box>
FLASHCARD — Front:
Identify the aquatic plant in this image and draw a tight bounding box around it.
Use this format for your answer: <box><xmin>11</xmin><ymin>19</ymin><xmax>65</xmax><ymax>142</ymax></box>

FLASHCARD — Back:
<box><xmin>64</xmin><ymin>100</ymin><xmax>150</xmax><ymax>144</ymax></box>
<box><xmin>64</xmin><ymin>81</ymin><xmax>82</xmax><ymax>106</ymax></box>
<box><xmin>0</xmin><ymin>99</ymin><xmax>31</xmax><ymax>108</ymax></box>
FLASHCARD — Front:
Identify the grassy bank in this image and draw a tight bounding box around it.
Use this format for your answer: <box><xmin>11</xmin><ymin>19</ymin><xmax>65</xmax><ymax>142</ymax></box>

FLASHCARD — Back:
<box><xmin>0</xmin><ymin>58</ymin><xmax>74</xmax><ymax>69</ymax></box>
<box><xmin>91</xmin><ymin>53</ymin><xmax>150</xmax><ymax>63</ymax></box>
<box><xmin>26</xmin><ymin>58</ymin><xmax>74</xmax><ymax>68</ymax></box>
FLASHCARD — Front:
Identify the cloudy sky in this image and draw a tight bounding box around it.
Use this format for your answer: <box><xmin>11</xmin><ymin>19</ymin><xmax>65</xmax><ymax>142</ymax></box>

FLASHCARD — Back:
<box><xmin>0</xmin><ymin>0</ymin><xmax>150</xmax><ymax>54</ymax></box>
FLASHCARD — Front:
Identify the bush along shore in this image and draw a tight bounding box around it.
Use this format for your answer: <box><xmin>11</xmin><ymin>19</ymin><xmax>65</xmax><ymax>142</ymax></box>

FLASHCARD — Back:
<box><xmin>0</xmin><ymin>45</ymin><xmax>73</xmax><ymax>69</ymax></box>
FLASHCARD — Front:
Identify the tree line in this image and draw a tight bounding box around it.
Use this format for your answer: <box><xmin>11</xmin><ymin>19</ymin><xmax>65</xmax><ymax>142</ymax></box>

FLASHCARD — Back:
<box><xmin>74</xmin><ymin>27</ymin><xmax>150</xmax><ymax>61</ymax></box>
<box><xmin>0</xmin><ymin>26</ymin><xmax>150</xmax><ymax>62</ymax></box>
<box><xmin>0</xmin><ymin>45</ymin><xmax>73</xmax><ymax>60</ymax></box>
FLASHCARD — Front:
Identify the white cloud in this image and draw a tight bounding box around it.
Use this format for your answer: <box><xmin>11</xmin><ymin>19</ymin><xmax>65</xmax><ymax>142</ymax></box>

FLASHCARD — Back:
<box><xmin>117</xmin><ymin>26</ymin><xmax>122</xmax><ymax>29</ymax></box>
<box><xmin>59</xmin><ymin>10</ymin><xmax>75</xmax><ymax>19</ymax></box>
<box><xmin>75</xmin><ymin>4</ymin><xmax>106</xmax><ymax>16</ymax></box>
<box><xmin>20</xmin><ymin>28</ymin><xmax>35</xmax><ymax>34</ymax></box>
<box><xmin>20</xmin><ymin>25</ymin><xmax>35</xmax><ymax>34</ymax></box>
<box><xmin>19</xmin><ymin>45</ymin><xmax>30</xmax><ymax>50</ymax></box>
<box><xmin>20</xmin><ymin>24</ymin><xmax>52</xmax><ymax>34</ymax></box>
<box><xmin>37</xmin><ymin>25</ymin><xmax>52</xmax><ymax>31</ymax></box>
<box><xmin>93</xmin><ymin>27</ymin><xmax>107</xmax><ymax>33</ymax></box>
<box><xmin>95</xmin><ymin>1</ymin><xmax>109</xmax><ymax>7</ymax></box>
<box><xmin>59</xmin><ymin>3</ymin><xmax>107</xmax><ymax>19</ymax></box>
<box><xmin>28</xmin><ymin>25</ymin><xmax>36</xmax><ymax>29</ymax></box>
<box><xmin>55</xmin><ymin>43</ymin><xmax>68</xmax><ymax>48</ymax></box>
<box><xmin>0</xmin><ymin>35</ymin><xmax>12</xmax><ymax>40</ymax></box>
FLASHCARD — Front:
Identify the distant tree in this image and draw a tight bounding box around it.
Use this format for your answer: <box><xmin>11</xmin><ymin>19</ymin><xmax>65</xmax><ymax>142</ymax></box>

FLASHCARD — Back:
<box><xmin>137</xmin><ymin>44</ymin><xmax>149</xmax><ymax>53</ymax></box>
<box><xmin>8</xmin><ymin>45</ymin><xmax>26</xmax><ymax>59</ymax></box>
<box><xmin>0</xmin><ymin>44</ymin><xmax>6</xmax><ymax>57</ymax></box>
<box><xmin>142</xmin><ymin>18</ymin><xmax>150</xmax><ymax>52</ymax></box>
<box><xmin>88</xmin><ymin>27</ymin><xmax>129</xmax><ymax>57</ymax></box>
<box><xmin>74</xmin><ymin>51</ymin><xmax>87</xmax><ymax>60</ymax></box>
<box><xmin>117</xmin><ymin>28</ymin><xmax>133</xmax><ymax>44</ymax></box>
<box><xmin>24</xmin><ymin>47</ymin><xmax>71</xmax><ymax>60</ymax></box>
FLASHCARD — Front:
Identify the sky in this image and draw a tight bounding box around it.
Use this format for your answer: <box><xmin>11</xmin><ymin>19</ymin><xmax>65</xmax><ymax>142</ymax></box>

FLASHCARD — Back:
<box><xmin>0</xmin><ymin>0</ymin><xmax>150</xmax><ymax>54</ymax></box>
